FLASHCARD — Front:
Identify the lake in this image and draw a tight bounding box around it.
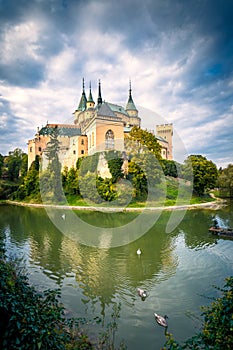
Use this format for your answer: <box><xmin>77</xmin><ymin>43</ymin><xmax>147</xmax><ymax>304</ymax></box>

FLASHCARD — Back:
<box><xmin>0</xmin><ymin>202</ymin><xmax>233</xmax><ymax>349</ymax></box>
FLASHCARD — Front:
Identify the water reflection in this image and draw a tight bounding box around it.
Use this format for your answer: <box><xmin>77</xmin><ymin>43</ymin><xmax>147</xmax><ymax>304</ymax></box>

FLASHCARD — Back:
<box><xmin>0</xmin><ymin>202</ymin><xmax>233</xmax><ymax>349</ymax></box>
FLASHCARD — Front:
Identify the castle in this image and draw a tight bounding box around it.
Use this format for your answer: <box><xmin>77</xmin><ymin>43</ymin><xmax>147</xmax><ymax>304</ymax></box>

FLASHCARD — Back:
<box><xmin>28</xmin><ymin>79</ymin><xmax>173</xmax><ymax>170</ymax></box>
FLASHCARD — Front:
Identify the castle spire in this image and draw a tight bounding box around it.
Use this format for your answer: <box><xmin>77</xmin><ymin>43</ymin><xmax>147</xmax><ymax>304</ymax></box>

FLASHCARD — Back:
<box><xmin>97</xmin><ymin>79</ymin><xmax>102</xmax><ymax>105</ymax></box>
<box><xmin>77</xmin><ymin>77</ymin><xmax>87</xmax><ymax>111</ymax></box>
<box><xmin>86</xmin><ymin>81</ymin><xmax>95</xmax><ymax>109</ymax></box>
<box><xmin>87</xmin><ymin>81</ymin><xmax>94</xmax><ymax>103</ymax></box>
<box><xmin>126</xmin><ymin>79</ymin><xmax>137</xmax><ymax>112</ymax></box>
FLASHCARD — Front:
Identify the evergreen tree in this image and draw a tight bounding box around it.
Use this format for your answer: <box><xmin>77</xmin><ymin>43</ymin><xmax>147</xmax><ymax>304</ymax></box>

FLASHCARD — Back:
<box><xmin>42</xmin><ymin>127</ymin><xmax>63</xmax><ymax>202</ymax></box>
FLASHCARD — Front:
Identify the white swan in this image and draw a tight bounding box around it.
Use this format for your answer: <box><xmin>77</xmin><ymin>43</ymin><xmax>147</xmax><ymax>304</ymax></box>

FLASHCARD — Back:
<box><xmin>136</xmin><ymin>248</ymin><xmax>141</xmax><ymax>256</ymax></box>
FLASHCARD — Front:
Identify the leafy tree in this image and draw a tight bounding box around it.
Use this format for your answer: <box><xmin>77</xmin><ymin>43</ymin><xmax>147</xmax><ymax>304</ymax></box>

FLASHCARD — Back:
<box><xmin>20</xmin><ymin>153</ymin><xmax>28</xmax><ymax>179</ymax></box>
<box><xmin>161</xmin><ymin>159</ymin><xmax>182</xmax><ymax>178</ymax></box>
<box><xmin>127</xmin><ymin>160</ymin><xmax>147</xmax><ymax>200</ymax></box>
<box><xmin>105</xmin><ymin>150</ymin><xmax>124</xmax><ymax>183</ymax></box>
<box><xmin>124</xmin><ymin>127</ymin><xmax>163</xmax><ymax>200</ymax></box>
<box><xmin>218</xmin><ymin>164</ymin><xmax>233</xmax><ymax>198</ymax></box>
<box><xmin>183</xmin><ymin>155</ymin><xmax>218</xmax><ymax>195</ymax></box>
<box><xmin>0</xmin><ymin>154</ymin><xmax>3</xmax><ymax>178</ymax></box>
<box><xmin>65</xmin><ymin>167</ymin><xmax>79</xmax><ymax>195</ymax></box>
<box><xmin>5</xmin><ymin>148</ymin><xmax>25</xmax><ymax>181</ymax></box>
<box><xmin>15</xmin><ymin>156</ymin><xmax>40</xmax><ymax>200</ymax></box>
<box><xmin>126</xmin><ymin>126</ymin><xmax>162</xmax><ymax>158</ymax></box>
<box><xmin>78</xmin><ymin>172</ymin><xmax>102</xmax><ymax>204</ymax></box>
<box><xmin>97</xmin><ymin>177</ymin><xmax>118</xmax><ymax>202</ymax></box>
<box><xmin>79</xmin><ymin>153</ymin><xmax>99</xmax><ymax>176</ymax></box>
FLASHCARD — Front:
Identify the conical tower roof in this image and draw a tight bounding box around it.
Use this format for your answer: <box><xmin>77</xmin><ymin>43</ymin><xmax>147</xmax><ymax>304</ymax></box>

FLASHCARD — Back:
<box><xmin>87</xmin><ymin>81</ymin><xmax>94</xmax><ymax>103</ymax></box>
<box><xmin>77</xmin><ymin>78</ymin><xmax>87</xmax><ymax>111</ymax></box>
<box><xmin>126</xmin><ymin>80</ymin><xmax>137</xmax><ymax>111</ymax></box>
<box><xmin>97</xmin><ymin>79</ymin><xmax>102</xmax><ymax>105</ymax></box>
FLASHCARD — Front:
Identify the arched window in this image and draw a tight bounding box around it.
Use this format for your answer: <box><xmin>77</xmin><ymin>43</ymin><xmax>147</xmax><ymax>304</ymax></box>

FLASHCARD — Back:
<box><xmin>105</xmin><ymin>129</ymin><xmax>114</xmax><ymax>150</ymax></box>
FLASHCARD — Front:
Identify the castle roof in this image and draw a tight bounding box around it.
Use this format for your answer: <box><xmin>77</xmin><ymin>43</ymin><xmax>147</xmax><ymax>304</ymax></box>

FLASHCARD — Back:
<box><xmin>97</xmin><ymin>102</ymin><xmax>116</xmax><ymax>118</ymax></box>
<box><xmin>39</xmin><ymin>124</ymin><xmax>81</xmax><ymax>137</ymax></box>
<box><xmin>107</xmin><ymin>102</ymin><xmax>129</xmax><ymax>116</ymax></box>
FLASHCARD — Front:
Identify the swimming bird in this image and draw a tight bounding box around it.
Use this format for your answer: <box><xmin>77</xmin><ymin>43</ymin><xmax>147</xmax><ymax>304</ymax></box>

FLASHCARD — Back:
<box><xmin>137</xmin><ymin>288</ymin><xmax>148</xmax><ymax>299</ymax></box>
<box><xmin>154</xmin><ymin>313</ymin><xmax>168</xmax><ymax>328</ymax></box>
<box><xmin>136</xmin><ymin>248</ymin><xmax>141</xmax><ymax>256</ymax></box>
<box><xmin>61</xmin><ymin>214</ymin><xmax>66</xmax><ymax>220</ymax></box>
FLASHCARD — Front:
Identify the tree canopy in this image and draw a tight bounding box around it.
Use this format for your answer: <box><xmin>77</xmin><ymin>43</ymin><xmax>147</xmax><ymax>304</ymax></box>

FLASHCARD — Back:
<box><xmin>183</xmin><ymin>155</ymin><xmax>218</xmax><ymax>195</ymax></box>
<box><xmin>218</xmin><ymin>164</ymin><xmax>233</xmax><ymax>198</ymax></box>
<box><xmin>126</xmin><ymin>126</ymin><xmax>162</xmax><ymax>159</ymax></box>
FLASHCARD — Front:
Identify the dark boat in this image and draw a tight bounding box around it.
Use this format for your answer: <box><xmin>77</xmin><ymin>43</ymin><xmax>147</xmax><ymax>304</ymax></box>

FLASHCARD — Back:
<box><xmin>209</xmin><ymin>226</ymin><xmax>233</xmax><ymax>239</ymax></box>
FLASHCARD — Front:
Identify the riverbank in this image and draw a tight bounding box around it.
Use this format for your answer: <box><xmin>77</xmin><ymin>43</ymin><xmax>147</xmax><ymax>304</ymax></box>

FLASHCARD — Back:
<box><xmin>4</xmin><ymin>197</ymin><xmax>227</xmax><ymax>212</ymax></box>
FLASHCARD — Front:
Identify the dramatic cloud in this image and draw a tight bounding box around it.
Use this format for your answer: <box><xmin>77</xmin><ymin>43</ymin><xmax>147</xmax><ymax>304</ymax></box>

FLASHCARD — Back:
<box><xmin>0</xmin><ymin>0</ymin><xmax>232</xmax><ymax>167</ymax></box>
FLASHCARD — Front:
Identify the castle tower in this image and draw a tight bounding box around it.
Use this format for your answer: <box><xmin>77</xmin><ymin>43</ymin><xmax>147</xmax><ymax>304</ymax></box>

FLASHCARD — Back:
<box><xmin>125</xmin><ymin>80</ymin><xmax>138</xmax><ymax>117</ymax></box>
<box><xmin>97</xmin><ymin>79</ymin><xmax>102</xmax><ymax>106</ymax></box>
<box><xmin>77</xmin><ymin>78</ymin><xmax>87</xmax><ymax>111</ymax></box>
<box><xmin>86</xmin><ymin>82</ymin><xmax>95</xmax><ymax>109</ymax></box>
<box><xmin>156</xmin><ymin>124</ymin><xmax>173</xmax><ymax>160</ymax></box>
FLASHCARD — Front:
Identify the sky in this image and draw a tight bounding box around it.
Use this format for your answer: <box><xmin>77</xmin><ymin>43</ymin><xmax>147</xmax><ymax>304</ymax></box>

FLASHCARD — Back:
<box><xmin>0</xmin><ymin>0</ymin><xmax>233</xmax><ymax>168</ymax></box>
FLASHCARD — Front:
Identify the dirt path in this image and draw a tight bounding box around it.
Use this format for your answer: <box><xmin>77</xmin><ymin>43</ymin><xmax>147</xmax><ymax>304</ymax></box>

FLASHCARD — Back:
<box><xmin>5</xmin><ymin>198</ymin><xmax>226</xmax><ymax>212</ymax></box>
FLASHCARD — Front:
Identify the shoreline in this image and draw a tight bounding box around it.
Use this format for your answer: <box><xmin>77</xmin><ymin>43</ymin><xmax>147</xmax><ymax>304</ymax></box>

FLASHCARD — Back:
<box><xmin>4</xmin><ymin>198</ymin><xmax>227</xmax><ymax>212</ymax></box>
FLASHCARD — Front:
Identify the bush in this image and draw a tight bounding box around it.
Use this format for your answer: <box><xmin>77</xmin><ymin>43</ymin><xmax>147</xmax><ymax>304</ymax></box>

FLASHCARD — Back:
<box><xmin>0</xmin><ymin>253</ymin><xmax>126</xmax><ymax>350</ymax></box>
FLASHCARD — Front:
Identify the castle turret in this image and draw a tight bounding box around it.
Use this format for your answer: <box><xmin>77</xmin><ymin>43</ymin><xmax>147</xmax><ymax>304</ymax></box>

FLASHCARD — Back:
<box><xmin>97</xmin><ymin>79</ymin><xmax>102</xmax><ymax>106</ymax></box>
<box><xmin>77</xmin><ymin>78</ymin><xmax>87</xmax><ymax>111</ymax></box>
<box><xmin>86</xmin><ymin>82</ymin><xmax>95</xmax><ymax>109</ymax></box>
<box><xmin>125</xmin><ymin>80</ymin><xmax>138</xmax><ymax>117</ymax></box>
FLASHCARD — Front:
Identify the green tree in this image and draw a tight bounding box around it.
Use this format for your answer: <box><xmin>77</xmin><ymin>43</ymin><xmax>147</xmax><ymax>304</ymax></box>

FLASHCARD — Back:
<box><xmin>124</xmin><ymin>127</ymin><xmax>163</xmax><ymax>200</ymax></box>
<box><xmin>16</xmin><ymin>156</ymin><xmax>40</xmax><ymax>200</ymax></box>
<box><xmin>42</xmin><ymin>128</ymin><xmax>63</xmax><ymax>202</ymax></box>
<box><xmin>127</xmin><ymin>160</ymin><xmax>148</xmax><ymax>200</ymax></box>
<box><xmin>105</xmin><ymin>150</ymin><xmax>124</xmax><ymax>183</ymax></box>
<box><xmin>161</xmin><ymin>159</ymin><xmax>182</xmax><ymax>178</ymax></box>
<box><xmin>5</xmin><ymin>148</ymin><xmax>25</xmax><ymax>181</ymax></box>
<box><xmin>218</xmin><ymin>164</ymin><xmax>233</xmax><ymax>198</ymax></box>
<box><xmin>97</xmin><ymin>177</ymin><xmax>118</xmax><ymax>202</ymax></box>
<box><xmin>183</xmin><ymin>155</ymin><xmax>218</xmax><ymax>195</ymax></box>
<box><xmin>65</xmin><ymin>167</ymin><xmax>79</xmax><ymax>195</ymax></box>
<box><xmin>20</xmin><ymin>153</ymin><xmax>28</xmax><ymax>179</ymax></box>
<box><xmin>0</xmin><ymin>154</ymin><xmax>3</xmax><ymax>178</ymax></box>
<box><xmin>126</xmin><ymin>126</ymin><xmax>162</xmax><ymax>158</ymax></box>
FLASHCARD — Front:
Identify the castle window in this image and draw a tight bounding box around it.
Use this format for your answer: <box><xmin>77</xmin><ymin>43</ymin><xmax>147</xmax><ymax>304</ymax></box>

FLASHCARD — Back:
<box><xmin>81</xmin><ymin>139</ymin><xmax>84</xmax><ymax>145</ymax></box>
<box><xmin>105</xmin><ymin>129</ymin><xmax>114</xmax><ymax>150</ymax></box>
<box><xmin>38</xmin><ymin>147</ymin><xmax>42</xmax><ymax>152</ymax></box>
<box><xmin>73</xmin><ymin>150</ymin><xmax>76</xmax><ymax>154</ymax></box>
<box><xmin>30</xmin><ymin>147</ymin><xmax>32</xmax><ymax>152</ymax></box>
<box><xmin>81</xmin><ymin>150</ymin><xmax>84</xmax><ymax>155</ymax></box>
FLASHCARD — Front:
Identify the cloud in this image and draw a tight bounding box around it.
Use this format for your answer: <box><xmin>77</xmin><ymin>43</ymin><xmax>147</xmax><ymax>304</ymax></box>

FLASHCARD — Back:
<box><xmin>0</xmin><ymin>0</ymin><xmax>232</xmax><ymax>168</ymax></box>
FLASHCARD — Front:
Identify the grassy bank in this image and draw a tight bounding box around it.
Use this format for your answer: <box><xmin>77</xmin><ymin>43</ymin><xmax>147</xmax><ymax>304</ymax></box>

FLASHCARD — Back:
<box><xmin>1</xmin><ymin>177</ymin><xmax>217</xmax><ymax>209</ymax></box>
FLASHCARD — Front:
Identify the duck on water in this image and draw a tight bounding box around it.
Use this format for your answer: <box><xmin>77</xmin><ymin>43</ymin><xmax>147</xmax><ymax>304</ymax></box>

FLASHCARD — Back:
<box><xmin>154</xmin><ymin>313</ymin><xmax>168</xmax><ymax>328</ymax></box>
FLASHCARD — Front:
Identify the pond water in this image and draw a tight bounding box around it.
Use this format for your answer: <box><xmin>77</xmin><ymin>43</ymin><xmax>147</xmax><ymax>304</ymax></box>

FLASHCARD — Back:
<box><xmin>0</xmin><ymin>202</ymin><xmax>233</xmax><ymax>349</ymax></box>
